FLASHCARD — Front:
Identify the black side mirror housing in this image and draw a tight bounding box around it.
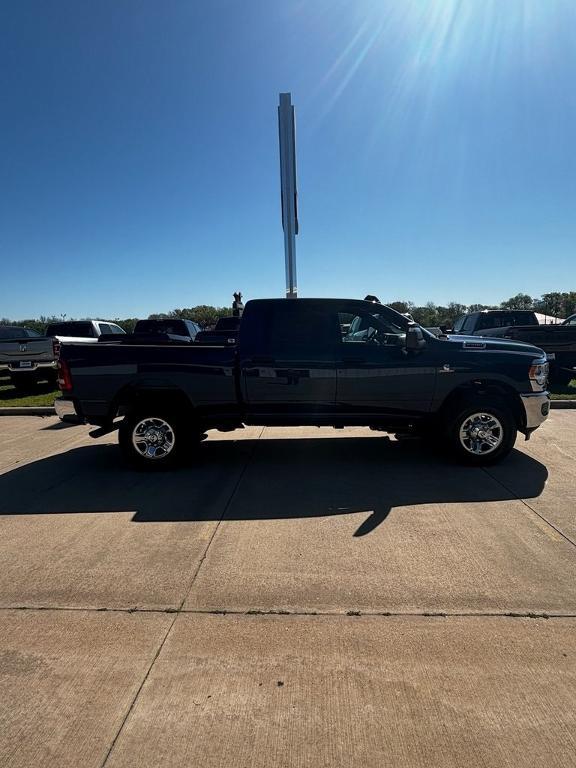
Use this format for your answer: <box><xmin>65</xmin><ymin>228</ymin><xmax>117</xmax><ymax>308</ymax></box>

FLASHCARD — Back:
<box><xmin>406</xmin><ymin>323</ymin><xmax>426</xmax><ymax>352</ymax></box>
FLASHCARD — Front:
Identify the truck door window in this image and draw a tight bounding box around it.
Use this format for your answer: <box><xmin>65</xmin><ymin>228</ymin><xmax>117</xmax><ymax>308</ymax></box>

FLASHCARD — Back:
<box><xmin>453</xmin><ymin>316</ymin><xmax>466</xmax><ymax>333</ymax></box>
<box><xmin>479</xmin><ymin>314</ymin><xmax>518</xmax><ymax>329</ymax></box>
<box><xmin>479</xmin><ymin>314</ymin><xmax>504</xmax><ymax>329</ymax></box>
<box><xmin>265</xmin><ymin>303</ymin><xmax>337</xmax><ymax>355</ymax></box>
<box><xmin>339</xmin><ymin>311</ymin><xmax>406</xmax><ymax>346</ymax></box>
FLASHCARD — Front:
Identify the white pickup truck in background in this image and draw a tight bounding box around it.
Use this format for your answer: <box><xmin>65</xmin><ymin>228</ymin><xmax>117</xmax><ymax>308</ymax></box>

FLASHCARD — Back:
<box><xmin>46</xmin><ymin>320</ymin><xmax>126</xmax><ymax>346</ymax></box>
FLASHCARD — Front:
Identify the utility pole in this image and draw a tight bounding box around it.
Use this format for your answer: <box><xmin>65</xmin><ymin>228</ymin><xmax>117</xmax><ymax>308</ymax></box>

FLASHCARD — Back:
<box><xmin>278</xmin><ymin>93</ymin><xmax>298</xmax><ymax>298</ymax></box>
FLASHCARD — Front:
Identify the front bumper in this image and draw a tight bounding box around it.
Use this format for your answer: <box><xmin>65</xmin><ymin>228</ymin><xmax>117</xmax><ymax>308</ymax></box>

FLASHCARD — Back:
<box><xmin>520</xmin><ymin>392</ymin><xmax>550</xmax><ymax>432</ymax></box>
<box><xmin>55</xmin><ymin>397</ymin><xmax>84</xmax><ymax>424</ymax></box>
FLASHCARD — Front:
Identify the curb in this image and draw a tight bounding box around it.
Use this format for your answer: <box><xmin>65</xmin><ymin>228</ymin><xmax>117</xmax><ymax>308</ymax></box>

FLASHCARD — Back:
<box><xmin>0</xmin><ymin>407</ymin><xmax>56</xmax><ymax>416</ymax></box>
<box><xmin>550</xmin><ymin>400</ymin><xmax>576</xmax><ymax>409</ymax></box>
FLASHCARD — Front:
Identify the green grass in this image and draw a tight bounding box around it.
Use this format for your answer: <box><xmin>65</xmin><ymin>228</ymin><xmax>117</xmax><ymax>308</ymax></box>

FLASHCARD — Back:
<box><xmin>0</xmin><ymin>374</ymin><xmax>59</xmax><ymax>407</ymax></box>
<box><xmin>550</xmin><ymin>379</ymin><xmax>576</xmax><ymax>400</ymax></box>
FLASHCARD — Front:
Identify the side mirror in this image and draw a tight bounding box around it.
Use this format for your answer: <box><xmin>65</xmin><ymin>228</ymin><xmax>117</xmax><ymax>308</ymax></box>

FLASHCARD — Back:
<box><xmin>406</xmin><ymin>324</ymin><xmax>426</xmax><ymax>352</ymax></box>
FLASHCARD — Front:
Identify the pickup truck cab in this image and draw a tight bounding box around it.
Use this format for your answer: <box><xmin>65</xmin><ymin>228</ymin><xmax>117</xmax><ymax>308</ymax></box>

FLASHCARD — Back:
<box><xmin>56</xmin><ymin>298</ymin><xmax>550</xmax><ymax>468</ymax></box>
<box><xmin>0</xmin><ymin>326</ymin><xmax>56</xmax><ymax>389</ymax></box>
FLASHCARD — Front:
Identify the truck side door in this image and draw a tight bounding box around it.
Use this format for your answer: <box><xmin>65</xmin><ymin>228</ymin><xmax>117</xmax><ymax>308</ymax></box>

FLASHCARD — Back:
<box><xmin>335</xmin><ymin>305</ymin><xmax>437</xmax><ymax>415</ymax></box>
<box><xmin>241</xmin><ymin>301</ymin><xmax>338</xmax><ymax>415</ymax></box>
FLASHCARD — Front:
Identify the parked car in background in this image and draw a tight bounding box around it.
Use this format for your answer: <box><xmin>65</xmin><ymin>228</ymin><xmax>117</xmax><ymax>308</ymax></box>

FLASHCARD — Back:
<box><xmin>0</xmin><ymin>326</ymin><xmax>56</xmax><ymax>389</ymax></box>
<box><xmin>451</xmin><ymin>310</ymin><xmax>576</xmax><ymax>384</ymax></box>
<box><xmin>451</xmin><ymin>310</ymin><xmax>540</xmax><ymax>335</ymax></box>
<box><xmin>563</xmin><ymin>314</ymin><xmax>576</xmax><ymax>326</ymax></box>
<box><xmin>132</xmin><ymin>318</ymin><xmax>201</xmax><ymax>342</ymax></box>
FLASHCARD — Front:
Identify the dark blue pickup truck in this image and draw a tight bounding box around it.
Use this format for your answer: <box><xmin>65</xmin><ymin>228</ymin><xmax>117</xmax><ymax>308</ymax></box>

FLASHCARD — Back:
<box><xmin>56</xmin><ymin>298</ymin><xmax>550</xmax><ymax>468</ymax></box>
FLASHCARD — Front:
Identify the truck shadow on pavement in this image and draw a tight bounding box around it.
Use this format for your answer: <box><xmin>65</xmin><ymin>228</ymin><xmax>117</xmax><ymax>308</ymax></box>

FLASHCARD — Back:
<box><xmin>0</xmin><ymin>437</ymin><xmax>548</xmax><ymax>536</ymax></box>
<box><xmin>0</xmin><ymin>437</ymin><xmax>548</xmax><ymax>537</ymax></box>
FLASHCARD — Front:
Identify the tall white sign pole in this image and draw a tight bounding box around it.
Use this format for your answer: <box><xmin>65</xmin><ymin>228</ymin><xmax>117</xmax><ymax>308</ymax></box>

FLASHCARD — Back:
<box><xmin>278</xmin><ymin>92</ymin><xmax>298</xmax><ymax>298</ymax></box>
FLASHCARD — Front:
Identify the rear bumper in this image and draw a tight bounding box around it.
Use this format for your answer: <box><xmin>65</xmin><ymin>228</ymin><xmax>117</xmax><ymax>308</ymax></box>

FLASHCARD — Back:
<box><xmin>519</xmin><ymin>392</ymin><xmax>550</xmax><ymax>432</ymax></box>
<box><xmin>0</xmin><ymin>361</ymin><xmax>56</xmax><ymax>372</ymax></box>
<box><xmin>55</xmin><ymin>397</ymin><xmax>84</xmax><ymax>424</ymax></box>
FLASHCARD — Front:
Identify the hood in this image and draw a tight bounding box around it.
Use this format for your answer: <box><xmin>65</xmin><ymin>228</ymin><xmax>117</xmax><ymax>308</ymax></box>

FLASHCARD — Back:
<box><xmin>447</xmin><ymin>334</ymin><xmax>546</xmax><ymax>358</ymax></box>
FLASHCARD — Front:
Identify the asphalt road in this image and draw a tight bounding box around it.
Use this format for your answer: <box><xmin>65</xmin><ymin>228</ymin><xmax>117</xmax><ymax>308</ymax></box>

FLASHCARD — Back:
<box><xmin>0</xmin><ymin>414</ymin><xmax>575</xmax><ymax>767</ymax></box>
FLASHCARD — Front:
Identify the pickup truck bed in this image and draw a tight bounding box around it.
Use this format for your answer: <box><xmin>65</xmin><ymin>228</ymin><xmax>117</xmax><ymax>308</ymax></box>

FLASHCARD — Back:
<box><xmin>61</xmin><ymin>341</ymin><xmax>238</xmax><ymax>423</ymax></box>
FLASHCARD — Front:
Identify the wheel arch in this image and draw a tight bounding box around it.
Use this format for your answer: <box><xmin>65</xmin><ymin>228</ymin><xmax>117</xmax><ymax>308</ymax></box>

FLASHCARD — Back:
<box><xmin>437</xmin><ymin>379</ymin><xmax>525</xmax><ymax>431</ymax></box>
<box><xmin>110</xmin><ymin>384</ymin><xmax>197</xmax><ymax>422</ymax></box>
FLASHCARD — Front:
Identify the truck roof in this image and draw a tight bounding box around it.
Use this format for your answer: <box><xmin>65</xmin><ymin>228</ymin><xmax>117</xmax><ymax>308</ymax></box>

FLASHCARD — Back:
<box><xmin>477</xmin><ymin>309</ymin><xmax>536</xmax><ymax>315</ymax></box>
<box><xmin>245</xmin><ymin>297</ymin><xmax>398</xmax><ymax>309</ymax></box>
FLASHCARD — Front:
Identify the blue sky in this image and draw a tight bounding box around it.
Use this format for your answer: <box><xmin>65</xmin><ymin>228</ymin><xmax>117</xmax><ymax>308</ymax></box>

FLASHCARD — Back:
<box><xmin>2</xmin><ymin>0</ymin><xmax>576</xmax><ymax>320</ymax></box>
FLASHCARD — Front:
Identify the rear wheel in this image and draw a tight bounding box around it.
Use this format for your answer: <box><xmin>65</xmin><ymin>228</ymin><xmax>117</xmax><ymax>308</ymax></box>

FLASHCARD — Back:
<box><xmin>43</xmin><ymin>370</ymin><xmax>58</xmax><ymax>387</ymax></box>
<box><xmin>10</xmin><ymin>372</ymin><xmax>38</xmax><ymax>392</ymax></box>
<box><xmin>551</xmin><ymin>368</ymin><xmax>575</xmax><ymax>387</ymax></box>
<box><xmin>445</xmin><ymin>400</ymin><xmax>517</xmax><ymax>465</ymax></box>
<box><xmin>119</xmin><ymin>410</ymin><xmax>203</xmax><ymax>469</ymax></box>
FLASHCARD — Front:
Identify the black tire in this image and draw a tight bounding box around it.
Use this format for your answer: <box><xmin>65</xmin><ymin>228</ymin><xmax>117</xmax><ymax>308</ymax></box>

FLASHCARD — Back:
<box><xmin>118</xmin><ymin>409</ymin><xmax>196</xmax><ymax>470</ymax></box>
<box><xmin>43</xmin><ymin>370</ymin><xmax>58</xmax><ymax>388</ymax></box>
<box><xmin>445</xmin><ymin>399</ymin><xmax>517</xmax><ymax>466</ymax></box>
<box><xmin>551</xmin><ymin>368</ymin><xmax>575</xmax><ymax>387</ymax></box>
<box><xmin>10</xmin><ymin>373</ymin><xmax>38</xmax><ymax>392</ymax></box>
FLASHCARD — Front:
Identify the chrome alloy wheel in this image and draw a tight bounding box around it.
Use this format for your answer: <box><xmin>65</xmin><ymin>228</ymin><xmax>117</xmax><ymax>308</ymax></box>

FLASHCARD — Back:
<box><xmin>458</xmin><ymin>412</ymin><xmax>504</xmax><ymax>456</ymax></box>
<box><xmin>132</xmin><ymin>417</ymin><xmax>175</xmax><ymax>460</ymax></box>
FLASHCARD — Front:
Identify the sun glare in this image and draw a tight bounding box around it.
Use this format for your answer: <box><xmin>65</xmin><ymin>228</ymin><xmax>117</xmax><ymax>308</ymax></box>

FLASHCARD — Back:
<box><xmin>315</xmin><ymin>0</ymin><xmax>563</xmax><ymax>123</ymax></box>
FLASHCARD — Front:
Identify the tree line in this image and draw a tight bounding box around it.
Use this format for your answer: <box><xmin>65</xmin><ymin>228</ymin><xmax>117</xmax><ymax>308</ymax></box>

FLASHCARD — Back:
<box><xmin>2</xmin><ymin>292</ymin><xmax>575</xmax><ymax>334</ymax></box>
<box><xmin>388</xmin><ymin>291</ymin><xmax>576</xmax><ymax>327</ymax></box>
<box><xmin>0</xmin><ymin>305</ymin><xmax>232</xmax><ymax>335</ymax></box>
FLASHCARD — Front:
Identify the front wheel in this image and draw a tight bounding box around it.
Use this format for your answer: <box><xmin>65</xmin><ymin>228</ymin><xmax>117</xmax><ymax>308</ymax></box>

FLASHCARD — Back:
<box><xmin>119</xmin><ymin>410</ymin><xmax>195</xmax><ymax>469</ymax></box>
<box><xmin>446</xmin><ymin>401</ymin><xmax>517</xmax><ymax>466</ymax></box>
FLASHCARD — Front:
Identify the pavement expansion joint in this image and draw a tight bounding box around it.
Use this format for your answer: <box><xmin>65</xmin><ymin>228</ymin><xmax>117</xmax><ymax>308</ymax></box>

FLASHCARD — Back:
<box><xmin>3</xmin><ymin>605</ymin><xmax>576</xmax><ymax>620</ymax></box>
<box><xmin>482</xmin><ymin>466</ymin><xmax>576</xmax><ymax>549</ymax></box>
<box><xmin>99</xmin><ymin>427</ymin><xmax>265</xmax><ymax>768</ymax></box>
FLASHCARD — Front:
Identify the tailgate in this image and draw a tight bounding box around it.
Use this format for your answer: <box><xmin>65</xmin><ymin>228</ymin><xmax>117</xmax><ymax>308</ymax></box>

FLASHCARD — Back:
<box><xmin>0</xmin><ymin>338</ymin><xmax>54</xmax><ymax>365</ymax></box>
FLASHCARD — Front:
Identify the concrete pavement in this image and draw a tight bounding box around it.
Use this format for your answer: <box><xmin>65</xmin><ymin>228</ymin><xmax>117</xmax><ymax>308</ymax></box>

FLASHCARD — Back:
<box><xmin>0</xmin><ymin>414</ymin><xmax>575</xmax><ymax>766</ymax></box>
